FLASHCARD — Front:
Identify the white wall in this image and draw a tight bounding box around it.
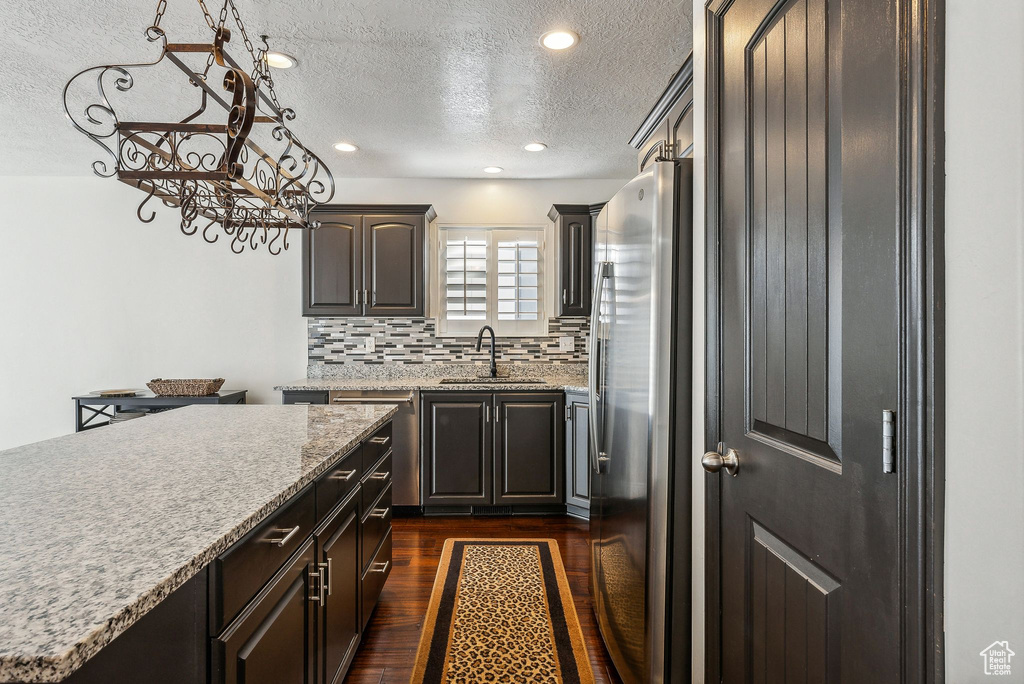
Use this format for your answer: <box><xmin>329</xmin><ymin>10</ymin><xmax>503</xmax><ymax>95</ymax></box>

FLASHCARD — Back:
<box><xmin>944</xmin><ymin>1</ymin><xmax>1024</xmax><ymax>681</ymax></box>
<box><xmin>0</xmin><ymin>176</ymin><xmax>626</xmax><ymax>451</ymax></box>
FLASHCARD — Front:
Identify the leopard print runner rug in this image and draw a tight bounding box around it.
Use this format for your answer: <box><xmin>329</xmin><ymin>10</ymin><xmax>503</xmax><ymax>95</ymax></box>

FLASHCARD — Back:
<box><xmin>411</xmin><ymin>539</ymin><xmax>596</xmax><ymax>684</ymax></box>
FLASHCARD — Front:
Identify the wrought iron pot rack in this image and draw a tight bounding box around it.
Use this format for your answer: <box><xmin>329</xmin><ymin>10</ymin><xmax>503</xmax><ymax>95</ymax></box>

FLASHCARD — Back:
<box><xmin>62</xmin><ymin>0</ymin><xmax>335</xmax><ymax>254</ymax></box>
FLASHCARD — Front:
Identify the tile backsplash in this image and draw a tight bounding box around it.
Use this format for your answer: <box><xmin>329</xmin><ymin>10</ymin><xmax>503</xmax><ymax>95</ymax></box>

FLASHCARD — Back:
<box><xmin>308</xmin><ymin>317</ymin><xmax>590</xmax><ymax>365</ymax></box>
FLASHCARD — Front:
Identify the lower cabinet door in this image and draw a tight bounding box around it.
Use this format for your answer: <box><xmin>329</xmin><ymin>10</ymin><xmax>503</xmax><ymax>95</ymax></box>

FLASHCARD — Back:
<box><xmin>494</xmin><ymin>392</ymin><xmax>565</xmax><ymax>505</ymax></box>
<box><xmin>316</xmin><ymin>491</ymin><xmax>361</xmax><ymax>684</ymax></box>
<box><xmin>213</xmin><ymin>538</ymin><xmax>317</xmax><ymax>684</ymax></box>
<box><xmin>565</xmin><ymin>392</ymin><xmax>591</xmax><ymax>512</ymax></box>
<box><xmin>421</xmin><ymin>392</ymin><xmax>492</xmax><ymax>505</ymax></box>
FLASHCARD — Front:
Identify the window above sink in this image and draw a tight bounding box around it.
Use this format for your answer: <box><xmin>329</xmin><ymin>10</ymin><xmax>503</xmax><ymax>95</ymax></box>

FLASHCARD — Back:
<box><xmin>435</xmin><ymin>226</ymin><xmax>548</xmax><ymax>338</ymax></box>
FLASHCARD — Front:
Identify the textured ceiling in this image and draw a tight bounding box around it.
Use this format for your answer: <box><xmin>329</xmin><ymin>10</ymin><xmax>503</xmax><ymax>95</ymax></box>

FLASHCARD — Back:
<box><xmin>0</xmin><ymin>0</ymin><xmax>691</xmax><ymax>178</ymax></box>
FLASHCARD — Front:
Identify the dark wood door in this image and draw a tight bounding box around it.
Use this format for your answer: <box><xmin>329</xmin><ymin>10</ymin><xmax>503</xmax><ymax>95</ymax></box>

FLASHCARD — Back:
<box><xmin>565</xmin><ymin>391</ymin><xmax>591</xmax><ymax>512</ymax></box>
<box><xmin>363</xmin><ymin>215</ymin><xmax>424</xmax><ymax>316</ymax></box>
<box><xmin>711</xmin><ymin>0</ymin><xmax>902</xmax><ymax>681</ymax></box>
<box><xmin>303</xmin><ymin>212</ymin><xmax>363</xmax><ymax>316</ymax></box>
<box><xmin>421</xmin><ymin>392</ymin><xmax>492</xmax><ymax>505</ymax></box>
<box><xmin>316</xmin><ymin>493</ymin><xmax>360</xmax><ymax>684</ymax></box>
<box><xmin>493</xmin><ymin>392</ymin><xmax>564</xmax><ymax>505</ymax></box>
<box><xmin>559</xmin><ymin>213</ymin><xmax>593</xmax><ymax>316</ymax></box>
<box><xmin>213</xmin><ymin>538</ymin><xmax>317</xmax><ymax>684</ymax></box>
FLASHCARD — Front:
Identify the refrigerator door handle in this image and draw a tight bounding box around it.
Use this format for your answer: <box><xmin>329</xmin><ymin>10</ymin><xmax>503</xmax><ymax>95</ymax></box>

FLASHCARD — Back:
<box><xmin>588</xmin><ymin>261</ymin><xmax>610</xmax><ymax>472</ymax></box>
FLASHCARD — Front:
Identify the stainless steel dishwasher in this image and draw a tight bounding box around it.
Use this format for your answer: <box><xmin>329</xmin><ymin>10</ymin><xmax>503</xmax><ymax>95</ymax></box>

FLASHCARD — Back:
<box><xmin>328</xmin><ymin>390</ymin><xmax>419</xmax><ymax>507</ymax></box>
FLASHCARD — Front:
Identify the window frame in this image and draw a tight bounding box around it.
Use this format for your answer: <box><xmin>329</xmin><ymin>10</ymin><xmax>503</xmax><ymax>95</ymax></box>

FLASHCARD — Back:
<box><xmin>433</xmin><ymin>224</ymin><xmax>552</xmax><ymax>338</ymax></box>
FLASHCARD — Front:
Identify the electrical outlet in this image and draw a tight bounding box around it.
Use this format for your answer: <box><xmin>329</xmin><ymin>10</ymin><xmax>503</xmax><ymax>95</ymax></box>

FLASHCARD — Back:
<box><xmin>364</xmin><ymin>337</ymin><xmax>376</xmax><ymax>353</ymax></box>
<box><xmin>559</xmin><ymin>336</ymin><xmax>574</xmax><ymax>352</ymax></box>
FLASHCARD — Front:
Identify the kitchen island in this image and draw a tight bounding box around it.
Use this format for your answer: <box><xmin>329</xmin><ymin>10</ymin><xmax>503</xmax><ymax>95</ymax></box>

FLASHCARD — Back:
<box><xmin>0</xmin><ymin>404</ymin><xmax>397</xmax><ymax>684</ymax></box>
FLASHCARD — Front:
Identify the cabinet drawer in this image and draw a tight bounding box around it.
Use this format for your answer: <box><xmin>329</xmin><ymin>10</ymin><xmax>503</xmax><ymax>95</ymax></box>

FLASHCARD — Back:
<box><xmin>212</xmin><ymin>537</ymin><xmax>316</xmax><ymax>684</ymax></box>
<box><xmin>315</xmin><ymin>446</ymin><xmax>362</xmax><ymax>522</ymax></box>
<box><xmin>361</xmin><ymin>483</ymin><xmax>392</xmax><ymax>573</ymax></box>
<box><xmin>360</xmin><ymin>449</ymin><xmax>392</xmax><ymax>513</ymax></box>
<box><xmin>361</xmin><ymin>422</ymin><xmax>393</xmax><ymax>472</ymax></box>
<box><xmin>360</xmin><ymin>528</ymin><xmax>392</xmax><ymax>630</ymax></box>
<box><xmin>283</xmin><ymin>391</ymin><xmax>329</xmax><ymax>405</ymax></box>
<box><xmin>209</xmin><ymin>484</ymin><xmax>316</xmax><ymax>634</ymax></box>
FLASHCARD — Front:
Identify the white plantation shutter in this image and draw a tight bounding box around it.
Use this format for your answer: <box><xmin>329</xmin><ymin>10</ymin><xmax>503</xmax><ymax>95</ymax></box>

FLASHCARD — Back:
<box><xmin>438</xmin><ymin>227</ymin><xmax>546</xmax><ymax>336</ymax></box>
<box><xmin>444</xmin><ymin>233</ymin><xmax>488</xmax><ymax>322</ymax></box>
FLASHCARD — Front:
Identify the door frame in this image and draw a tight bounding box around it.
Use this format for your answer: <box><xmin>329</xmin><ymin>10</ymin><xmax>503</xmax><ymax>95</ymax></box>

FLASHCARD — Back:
<box><xmin>701</xmin><ymin>0</ymin><xmax>945</xmax><ymax>682</ymax></box>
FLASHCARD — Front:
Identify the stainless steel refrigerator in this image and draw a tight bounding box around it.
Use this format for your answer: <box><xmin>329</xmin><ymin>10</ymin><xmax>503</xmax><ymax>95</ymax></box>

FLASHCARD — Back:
<box><xmin>589</xmin><ymin>159</ymin><xmax>692</xmax><ymax>684</ymax></box>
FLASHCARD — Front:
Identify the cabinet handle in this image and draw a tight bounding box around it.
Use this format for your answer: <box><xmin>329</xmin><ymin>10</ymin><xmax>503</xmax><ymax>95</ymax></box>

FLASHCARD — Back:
<box><xmin>369</xmin><ymin>435</ymin><xmax>391</xmax><ymax>446</ymax></box>
<box><xmin>369</xmin><ymin>560</ymin><xmax>390</xmax><ymax>574</ymax></box>
<box><xmin>563</xmin><ymin>289</ymin><xmax>567</xmax><ymax>304</ymax></box>
<box><xmin>294</xmin><ymin>401</ymin><xmax>311</xmax><ymax>405</ymax></box>
<box><xmin>355</xmin><ymin>289</ymin><xmax>361</xmax><ymax>306</ymax></box>
<box><xmin>368</xmin><ymin>470</ymin><xmax>390</xmax><ymax>481</ymax></box>
<box><xmin>364</xmin><ymin>289</ymin><xmax>369</xmax><ymax>306</ymax></box>
<box><xmin>331</xmin><ymin>469</ymin><xmax>357</xmax><ymax>481</ymax></box>
<box><xmin>319</xmin><ymin>558</ymin><xmax>332</xmax><ymax>597</ymax></box>
<box><xmin>369</xmin><ymin>507</ymin><xmax>389</xmax><ymax>519</ymax></box>
<box><xmin>266</xmin><ymin>525</ymin><xmax>301</xmax><ymax>547</ymax></box>
<box><xmin>494</xmin><ymin>405</ymin><xmax>499</xmax><ymax>423</ymax></box>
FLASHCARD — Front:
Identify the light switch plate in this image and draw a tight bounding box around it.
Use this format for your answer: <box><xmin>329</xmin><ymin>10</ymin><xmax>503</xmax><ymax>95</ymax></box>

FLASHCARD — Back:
<box><xmin>559</xmin><ymin>336</ymin><xmax>574</xmax><ymax>352</ymax></box>
<box><xmin>364</xmin><ymin>337</ymin><xmax>376</xmax><ymax>353</ymax></box>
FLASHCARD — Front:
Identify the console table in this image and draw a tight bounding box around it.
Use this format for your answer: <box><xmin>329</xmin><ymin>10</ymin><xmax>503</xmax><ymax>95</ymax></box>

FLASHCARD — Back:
<box><xmin>72</xmin><ymin>390</ymin><xmax>248</xmax><ymax>432</ymax></box>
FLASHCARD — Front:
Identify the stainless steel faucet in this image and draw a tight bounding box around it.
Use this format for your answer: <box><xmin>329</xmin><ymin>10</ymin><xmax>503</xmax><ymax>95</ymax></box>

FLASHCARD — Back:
<box><xmin>475</xmin><ymin>325</ymin><xmax>498</xmax><ymax>378</ymax></box>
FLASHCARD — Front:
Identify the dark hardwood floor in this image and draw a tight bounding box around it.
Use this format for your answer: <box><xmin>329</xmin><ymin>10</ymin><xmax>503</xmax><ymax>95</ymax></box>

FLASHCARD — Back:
<box><xmin>344</xmin><ymin>515</ymin><xmax>624</xmax><ymax>684</ymax></box>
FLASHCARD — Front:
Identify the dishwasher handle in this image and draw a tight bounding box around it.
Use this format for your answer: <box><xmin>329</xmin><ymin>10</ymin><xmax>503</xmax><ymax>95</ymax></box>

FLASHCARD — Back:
<box><xmin>331</xmin><ymin>394</ymin><xmax>414</xmax><ymax>404</ymax></box>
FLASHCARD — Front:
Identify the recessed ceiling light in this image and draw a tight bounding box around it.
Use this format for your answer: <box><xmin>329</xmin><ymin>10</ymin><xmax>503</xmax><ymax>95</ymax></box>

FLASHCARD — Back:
<box><xmin>265</xmin><ymin>51</ymin><xmax>298</xmax><ymax>69</ymax></box>
<box><xmin>540</xmin><ymin>30</ymin><xmax>579</xmax><ymax>50</ymax></box>
<box><xmin>333</xmin><ymin>142</ymin><xmax>358</xmax><ymax>152</ymax></box>
<box><xmin>524</xmin><ymin>142</ymin><xmax>548</xmax><ymax>152</ymax></box>
<box><xmin>483</xmin><ymin>166</ymin><xmax>504</xmax><ymax>174</ymax></box>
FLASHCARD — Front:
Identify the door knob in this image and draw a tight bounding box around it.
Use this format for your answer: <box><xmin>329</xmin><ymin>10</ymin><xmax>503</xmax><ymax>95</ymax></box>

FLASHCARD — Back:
<box><xmin>702</xmin><ymin>445</ymin><xmax>740</xmax><ymax>476</ymax></box>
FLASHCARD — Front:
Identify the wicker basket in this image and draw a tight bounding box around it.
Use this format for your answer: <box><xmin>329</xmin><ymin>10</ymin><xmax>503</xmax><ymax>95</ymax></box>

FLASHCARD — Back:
<box><xmin>146</xmin><ymin>378</ymin><xmax>225</xmax><ymax>397</ymax></box>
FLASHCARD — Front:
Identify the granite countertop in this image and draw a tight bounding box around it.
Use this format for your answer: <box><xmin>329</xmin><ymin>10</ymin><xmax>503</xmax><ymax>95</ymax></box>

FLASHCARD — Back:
<box><xmin>0</xmin><ymin>404</ymin><xmax>397</xmax><ymax>683</ymax></box>
<box><xmin>275</xmin><ymin>377</ymin><xmax>588</xmax><ymax>392</ymax></box>
<box><xmin>275</xmin><ymin>363</ymin><xmax>589</xmax><ymax>394</ymax></box>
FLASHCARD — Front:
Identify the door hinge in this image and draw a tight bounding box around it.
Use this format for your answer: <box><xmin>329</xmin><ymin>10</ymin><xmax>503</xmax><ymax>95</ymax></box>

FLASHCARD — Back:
<box><xmin>882</xmin><ymin>409</ymin><xmax>895</xmax><ymax>473</ymax></box>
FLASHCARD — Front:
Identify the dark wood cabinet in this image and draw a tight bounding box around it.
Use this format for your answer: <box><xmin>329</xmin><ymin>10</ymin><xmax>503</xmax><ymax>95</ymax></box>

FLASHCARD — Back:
<box><xmin>548</xmin><ymin>205</ymin><xmax>596</xmax><ymax>316</ymax></box>
<box><xmin>212</xmin><ymin>537</ymin><xmax>317</xmax><ymax>684</ymax></box>
<box><xmin>282</xmin><ymin>391</ymin><xmax>329</xmax><ymax>405</ymax></box>
<box><xmin>421</xmin><ymin>391</ymin><xmax>563</xmax><ymax>509</ymax></box>
<box><xmin>316</xmin><ymin>492</ymin><xmax>361</xmax><ymax>684</ymax></box>
<box><xmin>494</xmin><ymin>393</ymin><xmax>564</xmax><ymax>505</ymax></box>
<box><xmin>364</xmin><ymin>215</ymin><xmax>424</xmax><ymax>316</ymax></box>
<box><xmin>421</xmin><ymin>392</ymin><xmax>492</xmax><ymax>505</ymax></box>
<box><xmin>564</xmin><ymin>390</ymin><xmax>591</xmax><ymax>517</ymax></box>
<box><xmin>304</xmin><ymin>212</ymin><xmax>363</xmax><ymax>316</ymax></box>
<box><xmin>210</xmin><ymin>420</ymin><xmax>393</xmax><ymax>684</ymax></box>
<box><xmin>66</xmin><ymin>421</ymin><xmax>394</xmax><ymax>684</ymax></box>
<box><xmin>302</xmin><ymin>205</ymin><xmax>435</xmax><ymax>317</ymax></box>
<box><xmin>630</xmin><ymin>56</ymin><xmax>694</xmax><ymax>172</ymax></box>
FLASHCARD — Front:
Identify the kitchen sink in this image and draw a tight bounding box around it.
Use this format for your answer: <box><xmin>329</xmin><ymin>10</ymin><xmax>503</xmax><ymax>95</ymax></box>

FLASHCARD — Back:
<box><xmin>439</xmin><ymin>377</ymin><xmax>544</xmax><ymax>384</ymax></box>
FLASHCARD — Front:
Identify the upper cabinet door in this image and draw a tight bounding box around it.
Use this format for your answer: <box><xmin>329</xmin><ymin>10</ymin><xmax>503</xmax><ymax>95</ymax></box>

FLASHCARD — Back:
<box><xmin>559</xmin><ymin>213</ymin><xmax>593</xmax><ymax>316</ymax></box>
<box><xmin>549</xmin><ymin>205</ymin><xmax>595</xmax><ymax>317</ymax></box>
<box><xmin>363</xmin><ymin>215</ymin><xmax>424</xmax><ymax>316</ymax></box>
<box><xmin>303</xmin><ymin>213</ymin><xmax>363</xmax><ymax>316</ymax></box>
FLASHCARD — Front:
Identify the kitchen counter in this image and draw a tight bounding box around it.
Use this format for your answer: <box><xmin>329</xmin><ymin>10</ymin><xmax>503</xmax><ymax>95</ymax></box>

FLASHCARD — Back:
<box><xmin>0</xmin><ymin>404</ymin><xmax>397</xmax><ymax>683</ymax></box>
<box><xmin>275</xmin><ymin>364</ymin><xmax>588</xmax><ymax>394</ymax></box>
<box><xmin>275</xmin><ymin>377</ymin><xmax>588</xmax><ymax>392</ymax></box>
